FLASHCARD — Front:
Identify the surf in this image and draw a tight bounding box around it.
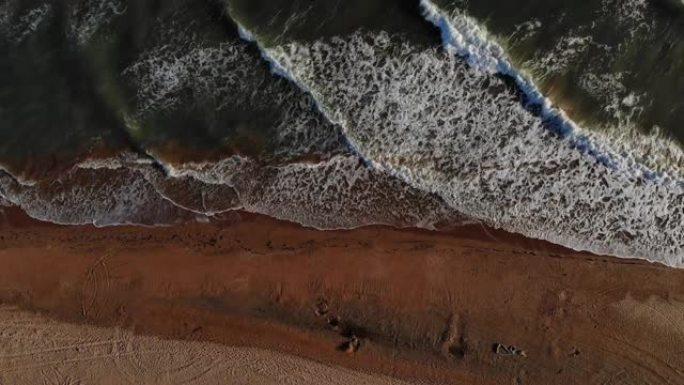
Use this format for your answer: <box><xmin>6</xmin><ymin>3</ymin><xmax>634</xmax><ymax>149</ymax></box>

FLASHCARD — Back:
<box><xmin>228</xmin><ymin>6</ymin><xmax>684</xmax><ymax>267</ymax></box>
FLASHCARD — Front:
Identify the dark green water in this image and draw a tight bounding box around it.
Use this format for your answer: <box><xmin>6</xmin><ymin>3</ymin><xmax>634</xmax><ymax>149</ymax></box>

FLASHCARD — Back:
<box><xmin>227</xmin><ymin>0</ymin><xmax>440</xmax><ymax>45</ymax></box>
<box><xmin>429</xmin><ymin>0</ymin><xmax>684</xmax><ymax>143</ymax></box>
<box><xmin>2</xmin><ymin>0</ymin><xmax>683</xmax><ymax>175</ymax></box>
<box><xmin>1</xmin><ymin>0</ymin><xmax>683</xmax><ymax>266</ymax></box>
<box><xmin>1</xmin><ymin>0</ymin><xmax>348</xmax><ymax>177</ymax></box>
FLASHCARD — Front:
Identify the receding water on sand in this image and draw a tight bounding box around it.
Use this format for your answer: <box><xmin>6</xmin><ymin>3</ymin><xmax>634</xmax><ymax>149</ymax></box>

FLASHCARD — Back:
<box><xmin>1</xmin><ymin>0</ymin><xmax>683</xmax><ymax>266</ymax></box>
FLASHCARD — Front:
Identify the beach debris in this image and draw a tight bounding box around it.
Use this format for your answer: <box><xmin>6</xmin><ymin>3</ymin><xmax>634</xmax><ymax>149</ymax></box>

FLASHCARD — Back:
<box><xmin>493</xmin><ymin>343</ymin><xmax>526</xmax><ymax>357</ymax></box>
<box><xmin>338</xmin><ymin>335</ymin><xmax>361</xmax><ymax>353</ymax></box>
<box><xmin>447</xmin><ymin>340</ymin><xmax>467</xmax><ymax>358</ymax></box>
<box><xmin>327</xmin><ymin>316</ymin><xmax>341</xmax><ymax>331</ymax></box>
<box><xmin>440</xmin><ymin>313</ymin><xmax>468</xmax><ymax>359</ymax></box>
<box><xmin>314</xmin><ymin>298</ymin><xmax>329</xmax><ymax>317</ymax></box>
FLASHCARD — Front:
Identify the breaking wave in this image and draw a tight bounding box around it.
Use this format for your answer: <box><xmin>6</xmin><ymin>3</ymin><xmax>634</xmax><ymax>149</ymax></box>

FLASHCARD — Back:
<box><xmin>233</xmin><ymin>13</ymin><xmax>684</xmax><ymax>266</ymax></box>
<box><xmin>2</xmin><ymin>0</ymin><xmax>683</xmax><ymax>267</ymax></box>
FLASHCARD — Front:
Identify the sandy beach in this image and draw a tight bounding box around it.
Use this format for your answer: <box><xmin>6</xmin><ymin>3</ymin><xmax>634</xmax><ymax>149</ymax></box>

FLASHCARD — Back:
<box><xmin>4</xmin><ymin>1</ymin><xmax>684</xmax><ymax>383</ymax></box>
<box><xmin>1</xmin><ymin>207</ymin><xmax>683</xmax><ymax>384</ymax></box>
<box><xmin>0</xmin><ymin>305</ymin><xmax>413</xmax><ymax>385</ymax></box>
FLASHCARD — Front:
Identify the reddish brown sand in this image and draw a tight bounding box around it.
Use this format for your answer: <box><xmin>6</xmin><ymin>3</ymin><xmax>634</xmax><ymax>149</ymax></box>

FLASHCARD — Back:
<box><xmin>0</xmin><ymin>305</ymin><xmax>411</xmax><ymax>385</ymax></box>
<box><xmin>1</xmin><ymin>207</ymin><xmax>683</xmax><ymax>384</ymax></box>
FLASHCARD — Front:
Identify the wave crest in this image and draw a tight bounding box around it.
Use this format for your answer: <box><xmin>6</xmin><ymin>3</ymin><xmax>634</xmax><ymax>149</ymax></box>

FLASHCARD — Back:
<box><xmin>239</xmin><ymin>25</ymin><xmax>684</xmax><ymax>266</ymax></box>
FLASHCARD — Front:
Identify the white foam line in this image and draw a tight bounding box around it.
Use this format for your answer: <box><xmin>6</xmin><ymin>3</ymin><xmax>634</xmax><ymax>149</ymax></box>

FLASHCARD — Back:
<box><xmin>418</xmin><ymin>0</ymin><xmax>676</xmax><ymax>184</ymax></box>
<box><xmin>237</xmin><ymin>8</ymin><xmax>677</xmax><ymax>188</ymax></box>
<box><xmin>235</xmin><ymin>18</ymin><xmax>667</xmax><ymax>186</ymax></box>
<box><xmin>237</xmin><ymin>25</ymin><xmax>303</xmax><ymax>93</ymax></box>
<box><xmin>236</xmin><ymin>24</ymin><xmax>370</xmax><ymax>163</ymax></box>
<box><xmin>148</xmin><ymin>184</ymin><xmax>242</xmax><ymax>217</ymax></box>
<box><xmin>75</xmin><ymin>149</ymin><xmax>245</xmax><ymax>216</ymax></box>
<box><xmin>230</xmin><ymin>14</ymin><xmax>684</xmax><ymax>266</ymax></box>
<box><xmin>0</xmin><ymin>165</ymin><xmax>37</xmax><ymax>187</ymax></box>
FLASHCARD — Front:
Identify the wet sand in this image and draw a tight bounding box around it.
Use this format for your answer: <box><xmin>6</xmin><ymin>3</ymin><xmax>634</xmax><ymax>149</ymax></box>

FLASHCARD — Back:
<box><xmin>1</xmin><ymin>207</ymin><xmax>683</xmax><ymax>384</ymax></box>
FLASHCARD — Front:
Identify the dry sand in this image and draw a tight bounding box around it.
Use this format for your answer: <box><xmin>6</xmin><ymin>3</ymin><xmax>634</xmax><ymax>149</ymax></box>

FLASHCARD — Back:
<box><xmin>0</xmin><ymin>305</ymin><xmax>410</xmax><ymax>385</ymax></box>
<box><xmin>1</xmin><ymin>208</ymin><xmax>684</xmax><ymax>384</ymax></box>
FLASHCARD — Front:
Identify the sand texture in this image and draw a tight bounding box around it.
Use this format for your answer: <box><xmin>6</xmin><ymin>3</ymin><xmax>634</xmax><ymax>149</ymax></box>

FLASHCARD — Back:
<box><xmin>0</xmin><ymin>306</ymin><xmax>410</xmax><ymax>385</ymax></box>
<box><xmin>1</xmin><ymin>209</ymin><xmax>684</xmax><ymax>384</ymax></box>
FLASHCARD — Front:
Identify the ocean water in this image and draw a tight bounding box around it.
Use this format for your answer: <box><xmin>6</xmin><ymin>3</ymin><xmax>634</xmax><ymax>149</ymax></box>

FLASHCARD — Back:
<box><xmin>1</xmin><ymin>0</ymin><xmax>683</xmax><ymax>266</ymax></box>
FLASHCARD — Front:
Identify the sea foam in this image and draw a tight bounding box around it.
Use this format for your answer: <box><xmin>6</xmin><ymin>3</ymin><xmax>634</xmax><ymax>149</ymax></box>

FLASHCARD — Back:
<box><xmin>0</xmin><ymin>2</ymin><xmax>470</xmax><ymax>232</ymax></box>
<box><xmin>3</xmin><ymin>0</ymin><xmax>682</xmax><ymax>267</ymax></box>
<box><xmin>0</xmin><ymin>166</ymin><xmax>199</xmax><ymax>227</ymax></box>
<box><xmin>418</xmin><ymin>0</ymin><xmax>681</xmax><ymax>180</ymax></box>
<box><xmin>420</xmin><ymin>0</ymin><xmax>684</xmax><ymax>181</ymax></box>
<box><xmin>235</xmin><ymin>23</ymin><xmax>684</xmax><ymax>266</ymax></box>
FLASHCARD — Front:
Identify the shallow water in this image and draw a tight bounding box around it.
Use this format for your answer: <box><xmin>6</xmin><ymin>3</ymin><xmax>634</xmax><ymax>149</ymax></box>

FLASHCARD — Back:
<box><xmin>1</xmin><ymin>0</ymin><xmax>683</xmax><ymax>266</ymax></box>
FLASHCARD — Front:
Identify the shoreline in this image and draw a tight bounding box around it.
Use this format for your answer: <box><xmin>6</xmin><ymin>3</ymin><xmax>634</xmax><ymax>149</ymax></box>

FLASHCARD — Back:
<box><xmin>0</xmin><ymin>205</ymin><xmax>646</xmax><ymax>264</ymax></box>
<box><xmin>1</xmin><ymin>206</ymin><xmax>682</xmax><ymax>384</ymax></box>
